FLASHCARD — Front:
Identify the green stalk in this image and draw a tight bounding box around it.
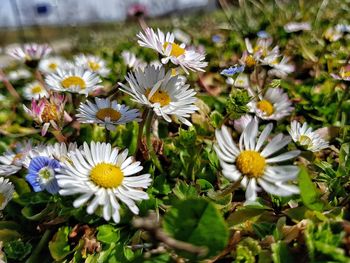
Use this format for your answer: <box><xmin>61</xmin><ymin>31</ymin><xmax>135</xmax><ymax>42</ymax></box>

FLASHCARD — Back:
<box><xmin>105</xmin><ymin>128</ymin><xmax>111</xmax><ymax>143</ymax></box>
<box><xmin>144</xmin><ymin>110</ymin><xmax>163</xmax><ymax>173</ymax></box>
<box><xmin>25</xmin><ymin>229</ymin><xmax>52</xmax><ymax>263</ymax></box>
<box><xmin>136</xmin><ymin>108</ymin><xmax>149</xmax><ymax>154</ymax></box>
<box><xmin>335</xmin><ymin>84</ymin><xmax>349</xmax><ymax>123</ymax></box>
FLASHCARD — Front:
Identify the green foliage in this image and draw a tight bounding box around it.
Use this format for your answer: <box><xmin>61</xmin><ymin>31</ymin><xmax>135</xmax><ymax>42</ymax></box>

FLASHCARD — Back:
<box><xmin>3</xmin><ymin>239</ymin><xmax>32</xmax><ymax>261</ymax></box>
<box><xmin>48</xmin><ymin>226</ymin><xmax>71</xmax><ymax>261</ymax></box>
<box><xmin>305</xmin><ymin>221</ymin><xmax>348</xmax><ymax>262</ymax></box>
<box><xmin>298</xmin><ymin>166</ymin><xmax>325</xmax><ymax>211</ymax></box>
<box><xmin>226</xmin><ymin>89</ymin><xmax>251</xmax><ymax>119</ymax></box>
<box><xmin>163</xmin><ymin>198</ymin><xmax>229</xmax><ymax>259</ymax></box>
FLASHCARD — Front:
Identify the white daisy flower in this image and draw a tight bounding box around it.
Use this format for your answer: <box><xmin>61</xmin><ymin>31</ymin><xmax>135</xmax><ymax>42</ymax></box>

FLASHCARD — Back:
<box><xmin>39</xmin><ymin>56</ymin><xmax>66</xmax><ymax>74</ymax></box>
<box><xmin>284</xmin><ymin>22</ymin><xmax>311</xmax><ymax>33</ymax></box>
<box><xmin>45</xmin><ymin>67</ymin><xmax>102</xmax><ymax>96</ymax></box>
<box><xmin>214</xmin><ymin>119</ymin><xmax>300</xmax><ymax>201</ymax></box>
<box><xmin>56</xmin><ymin>141</ymin><xmax>152</xmax><ymax>223</ymax></box>
<box><xmin>234</xmin><ymin>114</ymin><xmax>254</xmax><ymax>134</ymax></box>
<box><xmin>137</xmin><ymin>27</ymin><xmax>207</xmax><ymax>73</ymax></box>
<box><xmin>0</xmin><ymin>141</ymin><xmax>32</xmax><ymax>176</ymax></box>
<box><xmin>23</xmin><ymin>81</ymin><xmax>49</xmax><ymax>100</ymax></box>
<box><xmin>121</xmin><ymin>51</ymin><xmax>147</xmax><ymax>70</ymax></box>
<box><xmin>23</xmin><ymin>142</ymin><xmax>78</xmax><ymax>168</ymax></box>
<box><xmin>267</xmin><ymin>56</ymin><xmax>295</xmax><ymax>78</ymax></box>
<box><xmin>118</xmin><ymin>65</ymin><xmax>198</xmax><ymax>126</ymax></box>
<box><xmin>234</xmin><ymin>73</ymin><xmax>249</xmax><ymax>88</ymax></box>
<box><xmin>74</xmin><ymin>54</ymin><xmax>110</xmax><ymax>77</ymax></box>
<box><xmin>7</xmin><ymin>68</ymin><xmax>31</xmax><ymax>81</ymax></box>
<box><xmin>248</xmin><ymin>87</ymin><xmax>293</xmax><ymax>121</ymax></box>
<box><xmin>289</xmin><ymin>121</ymin><xmax>329</xmax><ymax>152</ymax></box>
<box><xmin>0</xmin><ymin>177</ymin><xmax>14</xmax><ymax>210</ymax></box>
<box><xmin>7</xmin><ymin>43</ymin><xmax>52</xmax><ymax>68</ymax></box>
<box><xmin>76</xmin><ymin>97</ymin><xmax>141</xmax><ymax>131</ymax></box>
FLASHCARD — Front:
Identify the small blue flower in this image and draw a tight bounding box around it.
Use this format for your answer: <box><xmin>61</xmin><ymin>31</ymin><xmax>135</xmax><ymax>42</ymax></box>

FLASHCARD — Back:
<box><xmin>257</xmin><ymin>30</ymin><xmax>270</xmax><ymax>39</ymax></box>
<box><xmin>26</xmin><ymin>156</ymin><xmax>60</xmax><ymax>194</ymax></box>
<box><xmin>221</xmin><ymin>65</ymin><xmax>245</xmax><ymax>76</ymax></box>
<box><xmin>212</xmin><ymin>34</ymin><xmax>222</xmax><ymax>43</ymax></box>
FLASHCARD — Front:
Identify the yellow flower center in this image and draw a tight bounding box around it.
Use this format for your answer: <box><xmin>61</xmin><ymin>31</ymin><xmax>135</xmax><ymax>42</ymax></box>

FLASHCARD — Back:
<box><xmin>299</xmin><ymin>135</ymin><xmax>312</xmax><ymax>147</ymax></box>
<box><xmin>245</xmin><ymin>55</ymin><xmax>256</xmax><ymax>68</ymax></box>
<box><xmin>96</xmin><ymin>108</ymin><xmax>121</xmax><ymax>121</ymax></box>
<box><xmin>0</xmin><ymin>193</ymin><xmax>5</xmax><ymax>207</ymax></box>
<box><xmin>49</xmin><ymin>63</ymin><xmax>57</xmax><ymax>71</ymax></box>
<box><xmin>61</xmin><ymin>76</ymin><xmax>86</xmax><ymax>89</ymax></box>
<box><xmin>171</xmin><ymin>68</ymin><xmax>177</xmax><ymax>76</ymax></box>
<box><xmin>257</xmin><ymin>100</ymin><xmax>274</xmax><ymax>116</ymax></box>
<box><xmin>90</xmin><ymin>163</ymin><xmax>124</xmax><ymax>188</ymax></box>
<box><xmin>340</xmin><ymin>68</ymin><xmax>350</xmax><ymax>78</ymax></box>
<box><xmin>145</xmin><ymin>88</ymin><xmax>171</xmax><ymax>106</ymax></box>
<box><xmin>163</xmin><ymin>42</ymin><xmax>185</xmax><ymax>57</ymax></box>
<box><xmin>236</xmin><ymin>150</ymin><xmax>266</xmax><ymax>178</ymax></box>
<box><xmin>41</xmin><ymin>103</ymin><xmax>58</xmax><ymax>123</ymax></box>
<box><xmin>88</xmin><ymin>61</ymin><xmax>100</xmax><ymax>71</ymax></box>
<box><xmin>31</xmin><ymin>85</ymin><xmax>43</xmax><ymax>94</ymax></box>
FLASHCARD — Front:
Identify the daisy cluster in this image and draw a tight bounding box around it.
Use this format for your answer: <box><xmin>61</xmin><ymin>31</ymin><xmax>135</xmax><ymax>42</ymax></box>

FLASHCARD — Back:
<box><xmin>0</xmin><ymin>27</ymin><xmax>207</xmax><ymax>224</ymax></box>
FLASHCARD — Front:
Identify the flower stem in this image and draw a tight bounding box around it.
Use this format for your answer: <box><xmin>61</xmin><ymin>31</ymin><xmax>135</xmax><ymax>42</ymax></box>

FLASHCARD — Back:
<box><xmin>210</xmin><ymin>177</ymin><xmax>243</xmax><ymax>198</ymax></box>
<box><xmin>52</xmin><ymin>130</ymin><xmax>67</xmax><ymax>143</ymax></box>
<box><xmin>136</xmin><ymin>109</ymin><xmax>149</xmax><ymax>154</ymax></box>
<box><xmin>335</xmin><ymin>84</ymin><xmax>349</xmax><ymax>123</ymax></box>
<box><xmin>0</xmin><ymin>68</ymin><xmax>20</xmax><ymax>100</ymax></box>
<box><xmin>105</xmin><ymin>128</ymin><xmax>111</xmax><ymax>143</ymax></box>
<box><xmin>144</xmin><ymin>110</ymin><xmax>163</xmax><ymax>172</ymax></box>
<box><xmin>25</xmin><ymin>229</ymin><xmax>52</xmax><ymax>263</ymax></box>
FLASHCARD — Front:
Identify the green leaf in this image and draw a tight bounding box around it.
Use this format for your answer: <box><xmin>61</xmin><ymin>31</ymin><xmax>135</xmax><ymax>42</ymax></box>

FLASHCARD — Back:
<box><xmin>172</xmin><ymin>181</ymin><xmax>197</xmax><ymax>200</ymax></box>
<box><xmin>337</xmin><ymin>143</ymin><xmax>350</xmax><ymax>176</ymax></box>
<box><xmin>97</xmin><ymin>225</ymin><xmax>120</xmax><ymax>244</ymax></box>
<box><xmin>0</xmin><ymin>229</ymin><xmax>21</xmax><ymax>242</ymax></box>
<box><xmin>271</xmin><ymin>241</ymin><xmax>294</xmax><ymax>263</ymax></box>
<box><xmin>153</xmin><ymin>175</ymin><xmax>172</xmax><ymax>195</ymax></box>
<box><xmin>227</xmin><ymin>206</ymin><xmax>268</xmax><ymax>226</ymax></box>
<box><xmin>298</xmin><ymin>166</ymin><xmax>324</xmax><ymax>211</ymax></box>
<box><xmin>10</xmin><ymin>177</ymin><xmax>31</xmax><ymax>195</ymax></box>
<box><xmin>210</xmin><ymin>111</ymin><xmax>224</xmax><ymax>128</ymax></box>
<box><xmin>3</xmin><ymin>239</ymin><xmax>32</xmax><ymax>261</ymax></box>
<box><xmin>163</xmin><ymin>198</ymin><xmax>229</xmax><ymax>259</ymax></box>
<box><xmin>48</xmin><ymin>226</ymin><xmax>71</xmax><ymax>261</ymax></box>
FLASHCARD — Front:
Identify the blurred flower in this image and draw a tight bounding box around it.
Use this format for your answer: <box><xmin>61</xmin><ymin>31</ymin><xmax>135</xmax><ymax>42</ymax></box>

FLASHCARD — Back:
<box><xmin>234</xmin><ymin>114</ymin><xmax>254</xmax><ymax>133</ymax></box>
<box><xmin>39</xmin><ymin>56</ymin><xmax>66</xmax><ymax>74</ymax></box>
<box><xmin>221</xmin><ymin>65</ymin><xmax>245</xmax><ymax>76</ymax></box>
<box><xmin>267</xmin><ymin>56</ymin><xmax>295</xmax><ymax>78</ymax></box>
<box><xmin>257</xmin><ymin>31</ymin><xmax>270</xmax><ymax>39</ymax></box>
<box><xmin>289</xmin><ymin>121</ymin><xmax>329</xmax><ymax>152</ymax></box>
<box><xmin>7</xmin><ymin>43</ymin><xmax>52</xmax><ymax>68</ymax></box>
<box><xmin>127</xmin><ymin>3</ymin><xmax>147</xmax><ymax>17</ymax></box>
<box><xmin>212</xmin><ymin>34</ymin><xmax>223</xmax><ymax>44</ymax></box>
<box><xmin>23</xmin><ymin>81</ymin><xmax>49</xmax><ymax>100</ymax></box>
<box><xmin>324</xmin><ymin>27</ymin><xmax>343</xmax><ymax>42</ymax></box>
<box><xmin>26</xmin><ymin>156</ymin><xmax>60</xmax><ymax>194</ymax></box>
<box><xmin>335</xmin><ymin>24</ymin><xmax>350</xmax><ymax>33</ymax></box>
<box><xmin>284</xmin><ymin>22</ymin><xmax>311</xmax><ymax>33</ymax></box>
<box><xmin>56</xmin><ymin>141</ymin><xmax>152</xmax><ymax>223</ymax></box>
<box><xmin>137</xmin><ymin>27</ymin><xmax>207</xmax><ymax>73</ymax></box>
<box><xmin>331</xmin><ymin>65</ymin><xmax>350</xmax><ymax>81</ymax></box>
<box><xmin>173</xmin><ymin>29</ymin><xmax>191</xmax><ymax>45</ymax></box>
<box><xmin>234</xmin><ymin>74</ymin><xmax>249</xmax><ymax>88</ymax></box>
<box><xmin>77</xmin><ymin>97</ymin><xmax>141</xmax><ymax>131</ymax></box>
<box><xmin>45</xmin><ymin>67</ymin><xmax>102</xmax><ymax>96</ymax></box>
<box><xmin>0</xmin><ymin>141</ymin><xmax>32</xmax><ymax>176</ymax></box>
<box><xmin>74</xmin><ymin>54</ymin><xmax>110</xmax><ymax>77</ymax></box>
<box><xmin>23</xmin><ymin>93</ymin><xmax>67</xmax><ymax>136</ymax></box>
<box><xmin>7</xmin><ymin>68</ymin><xmax>31</xmax><ymax>81</ymax></box>
<box><xmin>121</xmin><ymin>51</ymin><xmax>147</xmax><ymax>70</ymax></box>
<box><xmin>119</xmin><ymin>65</ymin><xmax>198</xmax><ymax>126</ymax></box>
<box><xmin>0</xmin><ymin>177</ymin><xmax>14</xmax><ymax>210</ymax></box>
<box><xmin>248</xmin><ymin>87</ymin><xmax>293</xmax><ymax>121</ymax></box>
<box><xmin>215</xmin><ymin>119</ymin><xmax>300</xmax><ymax>201</ymax></box>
